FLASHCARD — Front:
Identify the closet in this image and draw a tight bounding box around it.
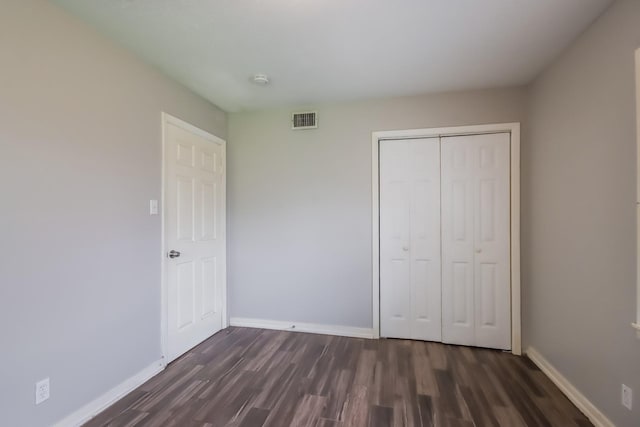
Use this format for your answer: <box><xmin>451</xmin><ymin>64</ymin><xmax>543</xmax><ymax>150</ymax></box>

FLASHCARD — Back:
<box><xmin>379</xmin><ymin>132</ymin><xmax>511</xmax><ymax>350</ymax></box>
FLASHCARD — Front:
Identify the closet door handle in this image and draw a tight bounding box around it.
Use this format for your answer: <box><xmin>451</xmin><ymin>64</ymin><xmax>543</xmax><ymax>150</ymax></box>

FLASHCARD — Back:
<box><xmin>475</xmin><ymin>248</ymin><xmax>482</xmax><ymax>254</ymax></box>
<box><xmin>402</xmin><ymin>246</ymin><xmax>410</xmax><ymax>252</ymax></box>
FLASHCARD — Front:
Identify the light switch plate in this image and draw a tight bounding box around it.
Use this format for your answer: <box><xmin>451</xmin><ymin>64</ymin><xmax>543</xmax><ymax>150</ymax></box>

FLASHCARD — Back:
<box><xmin>35</xmin><ymin>378</ymin><xmax>49</xmax><ymax>405</ymax></box>
<box><xmin>150</xmin><ymin>200</ymin><xmax>159</xmax><ymax>215</ymax></box>
<box><xmin>622</xmin><ymin>384</ymin><xmax>633</xmax><ymax>410</ymax></box>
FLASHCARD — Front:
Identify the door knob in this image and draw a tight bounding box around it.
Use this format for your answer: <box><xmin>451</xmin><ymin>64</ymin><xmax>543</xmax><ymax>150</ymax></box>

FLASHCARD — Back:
<box><xmin>475</xmin><ymin>249</ymin><xmax>482</xmax><ymax>254</ymax></box>
<box><xmin>168</xmin><ymin>250</ymin><xmax>181</xmax><ymax>259</ymax></box>
<box><xmin>402</xmin><ymin>246</ymin><xmax>410</xmax><ymax>251</ymax></box>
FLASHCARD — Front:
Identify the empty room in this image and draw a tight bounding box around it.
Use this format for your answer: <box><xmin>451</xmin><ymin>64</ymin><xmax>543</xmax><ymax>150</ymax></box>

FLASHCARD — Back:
<box><xmin>2</xmin><ymin>0</ymin><xmax>640</xmax><ymax>426</ymax></box>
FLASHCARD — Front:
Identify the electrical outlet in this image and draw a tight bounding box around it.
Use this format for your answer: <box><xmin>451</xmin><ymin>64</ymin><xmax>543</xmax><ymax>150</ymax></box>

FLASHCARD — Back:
<box><xmin>35</xmin><ymin>378</ymin><xmax>50</xmax><ymax>405</ymax></box>
<box><xmin>622</xmin><ymin>384</ymin><xmax>633</xmax><ymax>410</ymax></box>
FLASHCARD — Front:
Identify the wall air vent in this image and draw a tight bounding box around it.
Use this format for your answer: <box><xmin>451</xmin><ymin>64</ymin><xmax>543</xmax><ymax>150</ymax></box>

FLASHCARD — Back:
<box><xmin>292</xmin><ymin>111</ymin><xmax>317</xmax><ymax>130</ymax></box>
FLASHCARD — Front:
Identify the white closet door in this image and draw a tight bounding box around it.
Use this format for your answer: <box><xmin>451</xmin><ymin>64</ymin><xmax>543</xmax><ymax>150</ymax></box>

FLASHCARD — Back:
<box><xmin>441</xmin><ymin>133</ymin><xmax>511</xmax><ymax>350</ymax></box>
<box><xmin>380</xmin><ymin>138</ymin><xmax>441</xmax><ymax>341</ymax></box>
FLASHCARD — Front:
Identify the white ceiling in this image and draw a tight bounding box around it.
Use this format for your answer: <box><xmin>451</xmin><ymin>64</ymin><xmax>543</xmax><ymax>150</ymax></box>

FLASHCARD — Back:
<box><xmin>54</xmin><ymin>0</ymin><xmax>612</xmax><ymax>112</ymax></box>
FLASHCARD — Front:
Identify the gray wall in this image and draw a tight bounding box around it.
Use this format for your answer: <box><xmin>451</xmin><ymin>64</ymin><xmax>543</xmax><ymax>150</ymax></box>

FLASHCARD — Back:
<box><xmin>524</xmin><ymin>1</ymin><xmax>640</xmax><ymax>425</ymax></box>
<box><xmin>0</xmin><ymin>1</ymin><xmax>226</xmax><ymax>426</ymax></box>
<box><xmin>228</xmin><ymin>88</ymin><xmax>527</xmax><ymax>328</ymax></box>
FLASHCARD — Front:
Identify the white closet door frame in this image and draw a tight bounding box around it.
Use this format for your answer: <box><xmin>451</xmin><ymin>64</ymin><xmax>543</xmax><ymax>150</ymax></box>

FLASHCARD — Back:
<box><xmin>161</xmin><ymin>112</ymin><xmax>228</xmax><ymax>366</ymax></box>
<box><xmin>371</xmin><ymin>123</ymin><xmax>521</xmax><ymax>355</ymax></box>
<box><xmin>634</xmin><ymin>48</ymin><xmax>640</xmax><ymax>338</ymax></box>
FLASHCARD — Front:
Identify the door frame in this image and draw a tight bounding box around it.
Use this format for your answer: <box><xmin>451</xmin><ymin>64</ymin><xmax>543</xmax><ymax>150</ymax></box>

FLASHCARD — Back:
<box><xmin>160</xmin><ymin>112</ymin><xmax>228</xmax><ymax>365</ymax></box>
<box><xmin>371</xmin><ymin>123</ymin><xmax>521</xmax><ymax>355</ymax></box>
<box><xmin>634</xmin><ymin>48</ymin><xmax>640</xmax><ymax>338</ymax></box>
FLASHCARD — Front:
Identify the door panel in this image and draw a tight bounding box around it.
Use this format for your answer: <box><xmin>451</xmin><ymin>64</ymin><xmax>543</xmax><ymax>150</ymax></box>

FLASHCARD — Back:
<box><xmin>200</xmin><ymin>182</ymin><xmax>216</xmax><ymax>241</ymax></box>
<box><xmin>479</xmin><ymin>263</ymin><xmax>497</xmax><ymax>326</ymax></box>
<box><xmin>380</xmin><ymin>141</ymin><xmax>411</xmax><ymax>338</ymax></box>
<box><xmin>176</xmin><ymin>261</ymin><xmax>195</xmax><ymax>330</ymax></box>
<box><xmin>380</xmin><ymin>138</ymin><xmax>441</xmax><ymax>341</ymax></box>
<box><xmin>176</xmin><ymin>177</ymin><xmax>194</xmax><ymax>241</ymax></box>
<box><xmin>473</xmin><ymin>134</ymin><xmax>510</xmax><ymax>350</ymax></box>
<box><xmin>442</xmin><ymin>140</ymin><xmax>475</xmax><ymax>345</ymax></box>
<box><xmin>452</xmin><ymin>262</ymin><xmax>471</xmax><ymax>325</ymax></box>
<box><xmin>441</xmin><ymin>133</ymin><xmax>510</xmax><ymax>350</ymax></box>
<box><xmin>166</xmin><ymin>121</ymin><xmax>225</xmax><ymax>362</ymax></box>
<box><xmin>201</xmin><ymin>256</ymin><xmax>217</xmax><ymax>318</ymax></box>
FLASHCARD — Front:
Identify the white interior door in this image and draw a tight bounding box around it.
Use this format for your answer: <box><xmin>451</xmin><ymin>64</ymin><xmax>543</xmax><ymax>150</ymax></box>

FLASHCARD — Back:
<box><xmin>165</xmin><ymin>119</ymin><xmax>226</xmax><ymax>362</ymax></box>
<box><xmin>441</xmin><ymin>133</ymin><xmax>511</xmax><ymax>350</ymax></box>
<box><xmin>380</xmin><ymin>138</ymin><xmax>441</xmax><ymax>341</ymax></box>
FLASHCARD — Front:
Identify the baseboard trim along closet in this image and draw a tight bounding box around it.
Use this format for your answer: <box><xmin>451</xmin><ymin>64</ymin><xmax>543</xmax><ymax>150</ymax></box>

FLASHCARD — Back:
<box><xmin>526</xmin><ymin>347</ymin><xmax>615</xmax><ymax>427</ymax></box>
<box><xmin>53</xmin><ymin>359</ymin><xmax>165</xmax><ymax>427</ymax></box>
<box><xmin>229</xmin><ymin>317</ymin><xmax>375</xmax><ymax>339</ymax></box>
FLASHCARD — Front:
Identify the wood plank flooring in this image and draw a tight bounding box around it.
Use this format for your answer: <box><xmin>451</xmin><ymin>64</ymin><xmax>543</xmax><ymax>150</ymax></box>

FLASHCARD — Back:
<box><xmin>84</xmin><ymin>327</ymin><xmax>592</xmax><ymax>427</ymax></box>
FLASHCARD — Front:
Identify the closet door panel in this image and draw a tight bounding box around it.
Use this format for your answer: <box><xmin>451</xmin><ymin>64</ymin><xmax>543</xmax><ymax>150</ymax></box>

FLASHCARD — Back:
<box><xmin>474</xmin><ymin>134</ymin><xmax>511</xmax><ymax>350</ymax></box>
<box><xmin>441</xmin><ymin>140</ymin><xmax>475</xmax><ymax>345</ymax></box>
<box><xmin>442</xmin><ymin>133</ymin><xmax>511</xmax><ymax>350</ymax></box>
<box><xmin>380</xmin><ymin>140</ymin><xmax>412</xmax><ymax>338</ymax></box>
<box><xmin>409</xmin><ymin>140</ymin><xmax>441</xmax><ymax>341</ymax></box>
<box><xmin>380</xmin><ymin>138</ymin><xmax>441</xmax><ymax>340</ymax></box>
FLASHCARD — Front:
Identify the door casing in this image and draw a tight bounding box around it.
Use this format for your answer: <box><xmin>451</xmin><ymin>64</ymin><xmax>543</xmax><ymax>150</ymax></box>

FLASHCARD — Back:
<box><xmin>371</xmin><ymin>123</ymin><xmax>521</xmax><ymax>355</ymax></box>
<box><xmin>634</xmin><ymin>48</ymin><xmax>640</xmax><ymax>338</ymax></box>
<box><xmin>161</xmin><ymin>112</ymin><xmax>228</xmax><ymax>366</ymax></box>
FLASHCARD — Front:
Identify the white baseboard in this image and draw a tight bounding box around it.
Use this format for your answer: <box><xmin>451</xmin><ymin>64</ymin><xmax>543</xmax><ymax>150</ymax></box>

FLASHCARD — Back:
<box><xmin>526</xmin><ymin>347</ymin><xmax>615</xmax><ymax>427</ymax></box>
<box><xmin>230</xmin><ymin>317</ymin><xmax>375</xmax><ymax>339</ymax></box>
<box><xmin>53</xmin><ymin>359</ymin><xmax>165</xmax><ymax>427</ymax></box>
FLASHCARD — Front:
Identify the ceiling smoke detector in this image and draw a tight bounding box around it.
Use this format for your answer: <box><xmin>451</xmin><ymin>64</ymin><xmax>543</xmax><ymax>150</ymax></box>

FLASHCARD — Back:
<box><xmin>252</xmin><ymin>74</ymin><xmax>270</xmax><ymax>85</ymax></box>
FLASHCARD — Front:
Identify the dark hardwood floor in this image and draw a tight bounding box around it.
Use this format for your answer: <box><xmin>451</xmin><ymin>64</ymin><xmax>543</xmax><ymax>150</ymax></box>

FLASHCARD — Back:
<box><xmin>84</xmin><ymin>327</ymin><xmax>592</xmax><ymax>427</ymax></box>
